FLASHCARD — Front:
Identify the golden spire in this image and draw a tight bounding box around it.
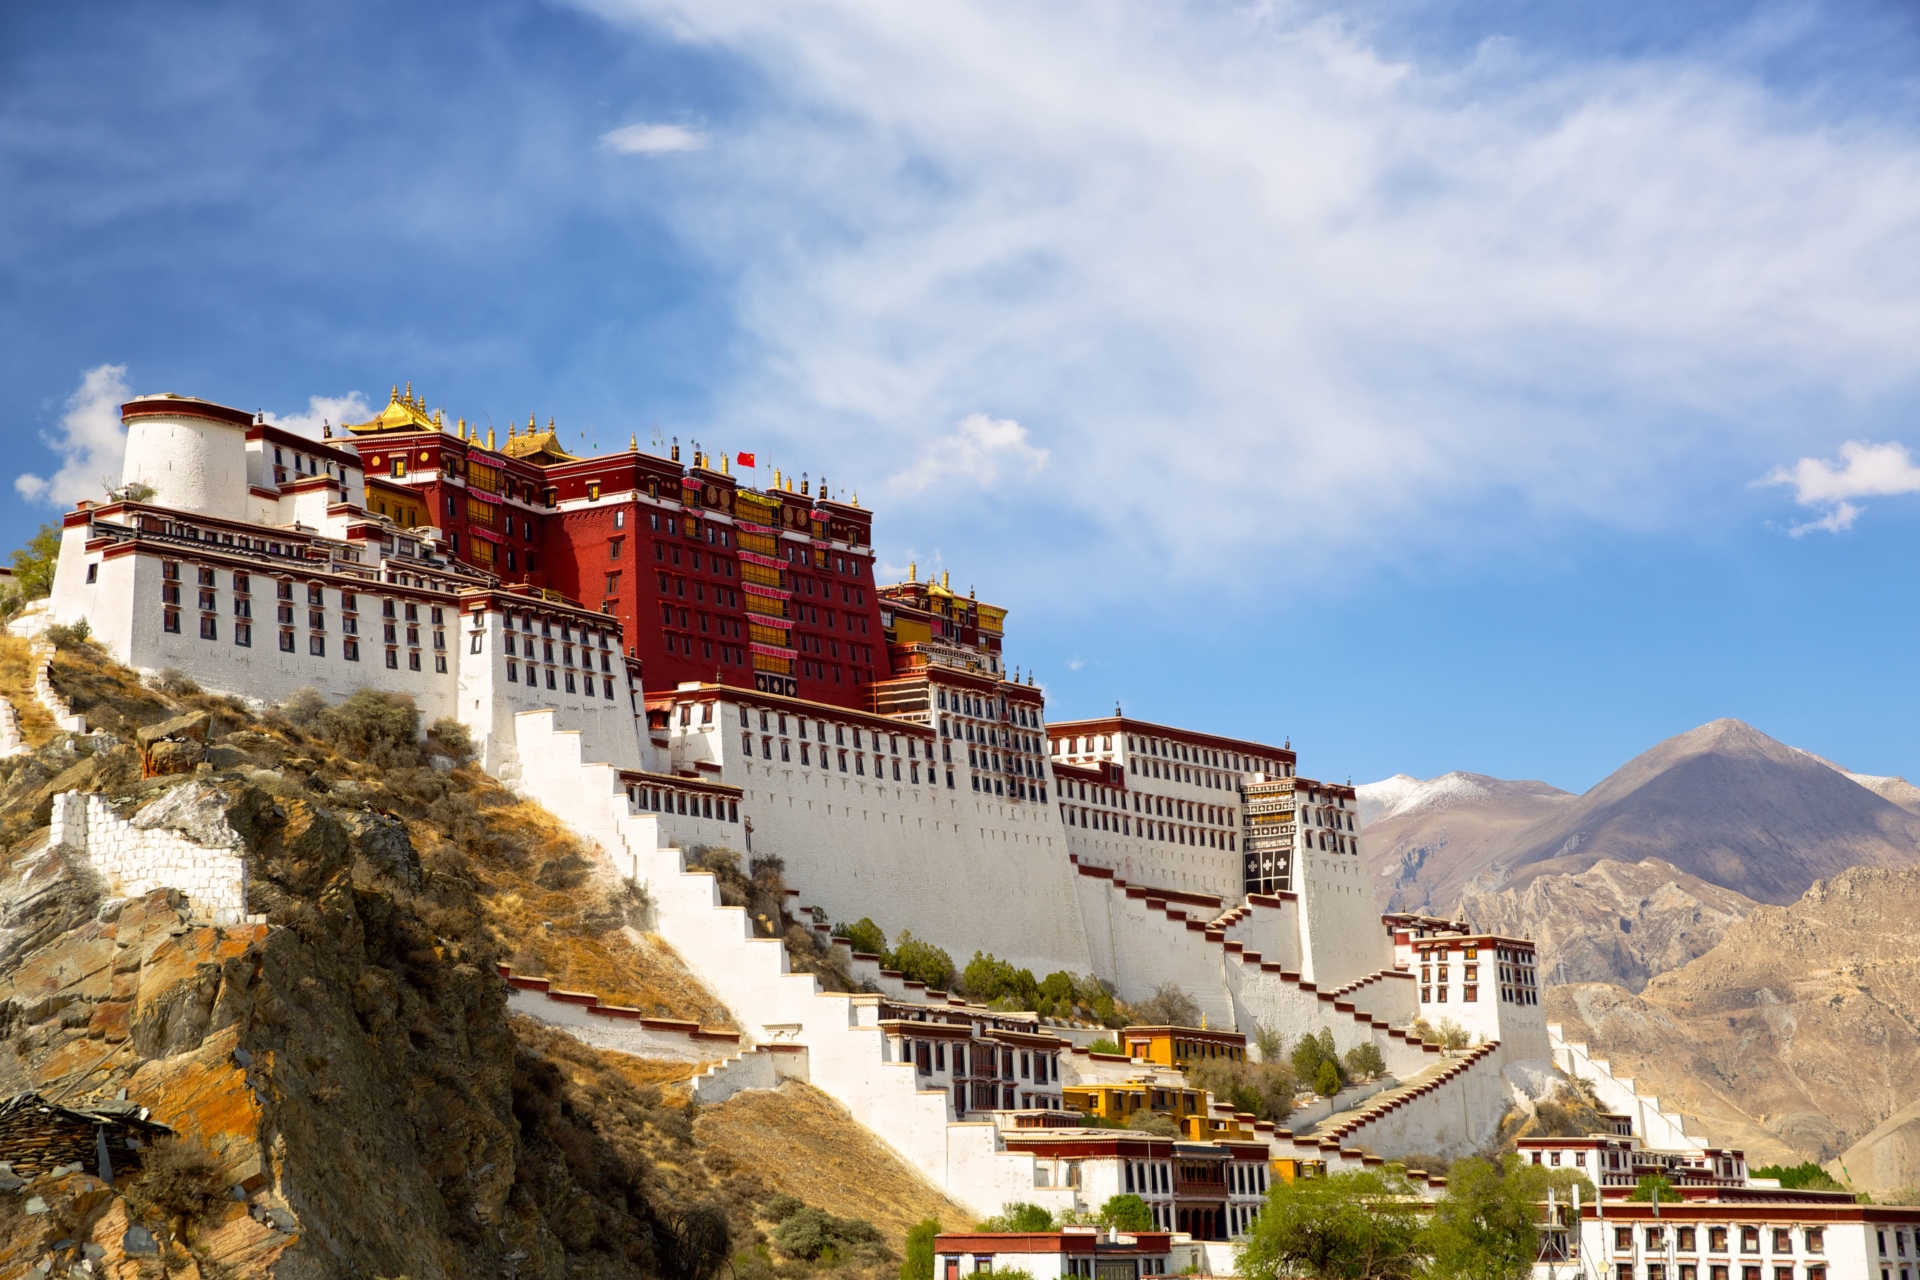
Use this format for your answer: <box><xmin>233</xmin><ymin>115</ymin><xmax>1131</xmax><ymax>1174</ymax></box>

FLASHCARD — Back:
<box><xmin>529</xmin><ymin>413</ymin><xmax>537</xmax><ymax>434</ymax></box>
<box><xmin>630</xmin><ymin>434</ymin><xmax>638</xmax><ymax>451</ymax></box>
<box><xmin>851</xmin><ymin>489</ymin><xmax>859</xmax><ymax>507</ymax></box>
<box><xmin>909</xmin><ymin>560</ymin><xmax>917</xmax><ymax>581</ymax></box>
<box><xmin>433</xmin><ymin>408</ymin><xmax>444</xmax><ymax>430</ymax></box>
<box><xmin>404</xmin><ymin>381</ymin><xmax>413</xmax><ymax>404</ymax></box>
<box><xmin>457</xmin><ymin>417</ymin><xmax>467</xmax><ymax>440</ymax></box>
<box><xmin>942</xmin><ymin>570</ymin><xmax>950</xmax><ymax>589</ymax></box>
<box><xmin>390</xmin><ymin>384</ymin><xmax>400</xmax><ymax>403</ymax></box>
<box><xmin>722</xmin><ymin>453</ymin><xmax>731</xmax><ymax>475</ymax></box>
<box><xmin>488</xmin><ymin>426</ymin><xmax>496</xmax><ymax>450</ymax></box>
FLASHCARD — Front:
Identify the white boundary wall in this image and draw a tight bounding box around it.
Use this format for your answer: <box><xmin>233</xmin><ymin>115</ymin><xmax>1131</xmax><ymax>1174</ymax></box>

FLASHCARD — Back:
<box><xmin>48</xmin><ymin>791</ymin><xmax>255</xmax><ymax>925</ymax></box>
<box><xmin>1548</xmin><ymin>1024</ymin><xmax>1702</xmax><ymax>1153</ymax></box>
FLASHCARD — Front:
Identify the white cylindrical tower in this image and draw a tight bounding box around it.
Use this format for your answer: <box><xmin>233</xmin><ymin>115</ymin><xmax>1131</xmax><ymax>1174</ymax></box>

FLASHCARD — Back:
<box><xmin>120</xmin><ymin>395</ymin><xmax>252</xmax><ymax>520</ymax></box>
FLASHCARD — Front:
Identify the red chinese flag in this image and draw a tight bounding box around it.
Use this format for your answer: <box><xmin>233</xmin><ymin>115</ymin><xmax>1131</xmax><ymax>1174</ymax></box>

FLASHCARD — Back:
<box><xmin>736</xmin><ymin>452</ymin><xmax>756</xmax><ymax>468</ymax></box>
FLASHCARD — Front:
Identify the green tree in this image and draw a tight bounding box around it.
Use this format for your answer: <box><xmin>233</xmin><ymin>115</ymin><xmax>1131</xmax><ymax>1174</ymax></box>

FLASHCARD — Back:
<box><xmin>1629</xmin><ymin>1175</ymin><xmax>1682</xmax><ymax>1203</ymax></box>
<box><xmin>1421</xmin><ymin>1156</ymin><xmax>1548</xmax><ymax>1280</ymax></box>
<box><xmin>1751</xmin><ymin>1162</ymin><xmax>1844</xmax><ymax>1192</ymax></box>
<box><xmin>1292</xmin><ymin>1028</ymin><xmax>1342</xmax><ymax>1086</ymax></box>
<box><xmin>1313</xmin><ymin>1059</ymin><xmax>1344</xmax><ymax>1098</ymax></box>
<box><xmin>1099</xmin><ymin>1194</ymin><xmax>1155</xmax><ymax>1232</ymax></box>
<box><xmin>962</xmin><ymin>952</ymin><xmax>1037</xmax><ymax>1005</ymax></box>
<box><xmin>1343</xmin><ymin>1042</ymin><xmax>1386</xmax><ymax>1080</ymax></box>
<box><xmin>1253</xmin><ymin>1022</ymin><xmax>1285</xmax><ymax>1063</ymax></box>
<box><xmin>901</xmin><ymin>1218</ymin><xmax>939</xmax><ymax>1280</ymax></box>
<box><xmin>10</xmin><ymin>523</ymin><xmax>61</xmax><ymax>600</ymax></box>
<box><xmin>977</xmin><ymin>1203</ymin><xmax>1054</xmax><ymax>1231</ymax></box>
<box><xmin>1237</xmin><ymin>1169</ymin><xmax>1422</xmax><ymax>1280</ymax></box>
<box><xmin>833</xmin><ymin>917</ymin><xmax>889</xmax><ymax>957</ymax></box>
<box><xmin>890</xmin><ymin>932</ymin><xmax>957</xmax><ymax>990</ymax></box>
<box><xmin>1087</xmin><ymin>1038</ymin><xmax>1123</xmax><ymax>1056</ymax></box>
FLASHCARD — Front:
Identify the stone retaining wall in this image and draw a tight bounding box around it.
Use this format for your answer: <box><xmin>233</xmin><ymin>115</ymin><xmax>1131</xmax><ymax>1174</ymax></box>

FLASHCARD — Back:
<box><xmin>49</xmin><ymin>792</ymin><xmax>252</xmax><ymax>925</ymax></box>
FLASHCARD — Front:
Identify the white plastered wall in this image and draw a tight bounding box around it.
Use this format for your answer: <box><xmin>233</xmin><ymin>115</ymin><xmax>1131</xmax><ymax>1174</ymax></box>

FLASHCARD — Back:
<box><xmin>121</xmin><ymin>410</ymin><xmax>250</xmax><ymax>522</ymax></box>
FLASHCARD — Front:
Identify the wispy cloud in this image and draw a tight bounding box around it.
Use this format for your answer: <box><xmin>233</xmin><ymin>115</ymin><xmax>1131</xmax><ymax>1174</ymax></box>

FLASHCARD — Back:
<box><xmin>600</xmin><ymin>121</ymin><xmax>706</xmax><ymax>154</ymax></box>
<box><xmin>1763</xmin><ymin>440</ymin><xmax>1920</xmax><ymax>535</ymax></box>
<box><xmin>573</xmin><ymin>0</ymin><xmax>1920</xmax><ymax>582</ymax></box>
<box><xmin>16</xmin><ymin>364</ymin><xmax>132</xmax><ymax>506</ymax></box>
<box><xmin>264</xmin><ymin>393</ymin><xmax>372</xmax><ymax>441</ymax></box>
<box><xmin>890</xmin><ymin>413</ymin><xmax>1048</xmax><ymax>493</ymax></box>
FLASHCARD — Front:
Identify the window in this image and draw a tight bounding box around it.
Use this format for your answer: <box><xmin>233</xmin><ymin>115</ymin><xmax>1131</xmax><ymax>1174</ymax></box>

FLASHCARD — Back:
<box><xmin>343</xmin><ymin>638</ymin><xmax>358</xmax><ymax>660</ymax></box>
<box><xmin>310</xmin><ymin>635</ymin><xmax>325</xmax><ymax>657</ymax></box>
<box><xmin>281</xmin><ymin>629</ymin><xmax>296</xmax><ymax>652</ymax></box>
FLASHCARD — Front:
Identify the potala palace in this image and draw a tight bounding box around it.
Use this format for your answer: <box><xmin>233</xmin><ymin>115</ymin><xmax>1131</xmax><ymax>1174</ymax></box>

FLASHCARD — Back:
<box><xmin>28</xmin><ymin>387</ymin><xmax>1895</xmax><ymax>1275</ymax></box>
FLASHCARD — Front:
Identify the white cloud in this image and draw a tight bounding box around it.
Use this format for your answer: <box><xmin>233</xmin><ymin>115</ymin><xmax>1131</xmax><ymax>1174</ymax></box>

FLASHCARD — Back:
<box><xmin>264</xmin><ymin>393</ymin><xmax>373</xmax><ymax>441</ymax></box>
<box><xmin>15</xmin><ymin>377</ymin><xmax>377</xmax><ymax>508</ymax></box>
<box><xmin>890</xmin><ymin>413</ymin><xmax>1048</xmax><ymax>493</ymax></box>
<box><xmin>573</xmin><ymin>0</ymin><xmax>1920</xmax><ymax>581</ymax></box>
<box><xmin>600</xmin><ymin>122</ymin><xmax>707</xmax><ymax>154</ymax></box>
<box><xmin>1762</xmin><ymin>440</ymin><xmax>1920</xmax><ymax>534</ymax></box>
<box><xmin>1786</xmin><ymin>502</ymin><xmax>1861</xmax><ymax>537</ymax></box>
<box><xmin>16</xmin><ymin>364</ymin><xmax>133</xmax><ymax>506</ymax></box>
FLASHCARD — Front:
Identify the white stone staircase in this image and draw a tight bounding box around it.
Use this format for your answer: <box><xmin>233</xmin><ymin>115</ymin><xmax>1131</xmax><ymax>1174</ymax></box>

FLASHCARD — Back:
<box><xmin>508</xmin><ymin>709</ymin><xmax>1068</xmax><ymax>1217</ymax></box>
<box><xmin>1548</xmin><ymin>1023</ymin><xmax>1702</xmax><ymax>1153</ymax></box>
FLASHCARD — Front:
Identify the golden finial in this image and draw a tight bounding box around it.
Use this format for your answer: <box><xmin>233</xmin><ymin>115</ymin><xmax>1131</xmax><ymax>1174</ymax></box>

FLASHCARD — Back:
<box><xmin>456</xmin><ymin>417</ymin><xmax>466</xmax><ymax>440</ymax></box>
<box><xmin>488</xmin><ymin>427</ymin><xmax>496</xmax><ymax>450</ymax></box>
<box><xmin>548</xmin><ymin>417</ymin><xmax>556</xmax><ymax>436</ymax></box>
<box><xmin>909</xmin><ymin>560</ymin><xmax>917</xmax><ymax>581</ymax></box>
<box><xmin>942</xmin><ymin>570</ymin><xmax>950</xmax><ymax>589</ymax></box>
<box><xmin>433</xmin><ymin>408</ymin><xmax>443</xmax><ymax>429</ymax></box>
<box><xmin>404</xmin><ymin>381</ymin><xmax>413</xmax><ymax>404</ymax></box>
<box><xmin>390</xmin><ymin>384</ymin><xmax>400</xmax><ymax>403</ymax></box>
<box><xmin>851</xmin><ymin>489</ymin><xmax>858</xmax><ymax>507</ymax></box>
<box><xmin>631</xmin><ymin>434</ymin><xmax>638</xmax><ymax>451</ymax></box>
<box><xmin>528</xmin><ymin>413</ymin><xmax>536</xmax><ymax>434</ymax></box>
<box><xmin>722</xmin><ymin>453</ymin><xmax>731</xmax><ymax>475</ymax></box>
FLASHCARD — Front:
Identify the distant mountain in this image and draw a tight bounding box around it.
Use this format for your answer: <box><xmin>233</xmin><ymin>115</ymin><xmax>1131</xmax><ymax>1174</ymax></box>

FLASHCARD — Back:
<box><xmin>1363</xmin><ymin>720</ymin><xmax>1920</xmax><ymax>913</ymax></box>
<box><xmin>1454</xmin><ymin>858</ymin><xmax>1756</xmax><ymax>992</ymax></box>
<box><xmin>1547</xmin><ymin>864</ymin><xmax>1920</xmax><ymax>1167</ymax></box>
<box><xmin>1358</xmin><ymin>772</ymin><xmax>1575</xmax><ymax>913</ymax></box>
<box><xmin>1791</xmin><ymin>747</ymin><xmax>1920</xmax><ymax>817</ymax></box>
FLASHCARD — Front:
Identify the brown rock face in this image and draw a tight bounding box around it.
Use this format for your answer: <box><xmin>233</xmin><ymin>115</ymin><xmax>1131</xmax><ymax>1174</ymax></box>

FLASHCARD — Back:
<box><xmin>1454</xmin><ymin>858</ymin><xmax>1757</xmax><ymax>991</ymax></box>
<box><xmin>1546</xmin><ymin>864</ymin><xmax>1920</xmax><ymax>1165</ymax></box>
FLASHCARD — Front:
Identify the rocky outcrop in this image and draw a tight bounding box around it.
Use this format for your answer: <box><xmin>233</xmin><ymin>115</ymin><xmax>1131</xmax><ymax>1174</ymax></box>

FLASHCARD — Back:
<box><xmin>1454</xmin><ymin>858</ymin><xmax>1756</xmax><ymax>991</ymax></box>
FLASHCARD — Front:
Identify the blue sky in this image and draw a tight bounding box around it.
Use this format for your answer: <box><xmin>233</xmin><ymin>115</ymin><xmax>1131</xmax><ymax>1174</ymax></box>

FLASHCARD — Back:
<box><xmin>4</xmin><ymin>0</ymin><xmax>1919</xmax><ymax>792</ymax></box>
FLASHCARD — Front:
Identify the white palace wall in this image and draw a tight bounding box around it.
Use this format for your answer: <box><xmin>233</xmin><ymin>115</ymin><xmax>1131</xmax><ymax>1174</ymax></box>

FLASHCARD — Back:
<box><xmin>653</xmin><ymin>691</ymin><xmax>1095</xmax><ymax>978</ymax></box>
<box><xmin>1295</xmin><ymin>848</ymin><xmax>1390</xmax><ymax>990</ymax></box>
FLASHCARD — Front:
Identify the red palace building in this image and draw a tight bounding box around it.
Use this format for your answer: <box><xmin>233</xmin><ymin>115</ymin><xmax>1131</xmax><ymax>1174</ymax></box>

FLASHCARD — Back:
<box><xmin>339</xmin><ymin>386</ymin><xmax>893</xmax><ymax>711</ymax></box>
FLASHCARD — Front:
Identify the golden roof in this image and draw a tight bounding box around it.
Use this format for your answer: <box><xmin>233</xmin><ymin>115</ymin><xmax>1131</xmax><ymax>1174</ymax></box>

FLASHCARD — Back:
<box><xmin>501</xmin><ymin>415</ymin><xmax>577</xmax><ymax>464</ymax></box>
<box><xmin>344</xmin><ymin>384</ymin><xmax>440</xmax><ymax>436</ymax></box>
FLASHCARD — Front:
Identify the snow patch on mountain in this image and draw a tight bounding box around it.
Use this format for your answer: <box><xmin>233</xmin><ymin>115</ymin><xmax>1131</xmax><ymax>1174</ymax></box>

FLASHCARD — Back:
<box><xmin>1357</xmin><ymin>771</ymin><xmax>1572</xmax><ymax>827</ymax></box>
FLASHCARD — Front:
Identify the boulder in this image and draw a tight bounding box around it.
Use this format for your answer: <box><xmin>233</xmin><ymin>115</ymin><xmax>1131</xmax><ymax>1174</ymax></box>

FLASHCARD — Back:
<box><xmin>136</xmin><ymin>712</ymin><xmax>211</xmax><ymax>747</ymax></box>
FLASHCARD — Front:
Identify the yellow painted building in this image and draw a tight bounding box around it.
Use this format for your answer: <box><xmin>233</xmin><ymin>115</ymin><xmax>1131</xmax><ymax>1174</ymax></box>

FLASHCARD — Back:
<box><xmin>1121</xmin><ymin>1026</ymin><xmax>1249</xmax><ymax>1069</ymax></box>
<box><xmin>1063</xmin><ymin>1082</ymin><xmax>1204</xmax><ymax>1126</ymax></box>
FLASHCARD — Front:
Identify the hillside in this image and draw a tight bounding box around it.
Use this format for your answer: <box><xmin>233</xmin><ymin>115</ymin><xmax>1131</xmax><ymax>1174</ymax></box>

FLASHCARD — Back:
<box><xmin>1453</xmin><ymin>858</ymin><xmax>1756</xmax><ymax>991</ymax></box>
<box><xmin>1545</xmin><ymin>863</ymin><xmax>1920</xmax><ymax>1168</ymax></box>
<box><xmin>0</xmin><ymin>635</ymin><xmax>966</xmax><ymax>1276</ymax></box>
<box><xmin>1364</xmin><ymin>721</ymin><xmax>1920</xmax><ymax>913</ymax></box>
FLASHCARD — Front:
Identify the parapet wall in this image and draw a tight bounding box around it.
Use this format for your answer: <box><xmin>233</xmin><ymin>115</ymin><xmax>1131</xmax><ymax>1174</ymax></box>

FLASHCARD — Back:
<box><xmin>48</xmin><ymin>791</ymin><xmax>254</xmax><ymax>925</ymax></box>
